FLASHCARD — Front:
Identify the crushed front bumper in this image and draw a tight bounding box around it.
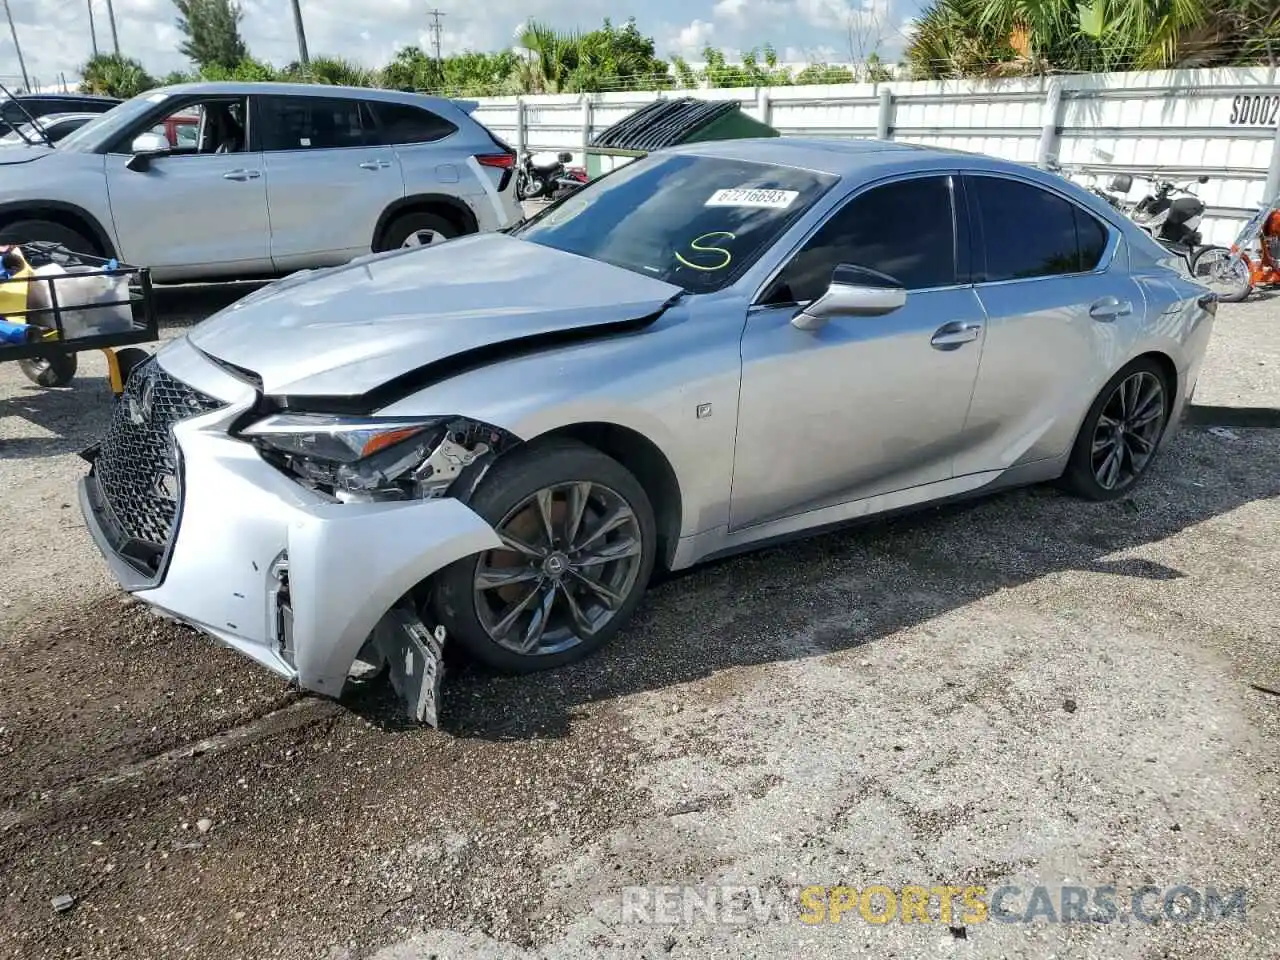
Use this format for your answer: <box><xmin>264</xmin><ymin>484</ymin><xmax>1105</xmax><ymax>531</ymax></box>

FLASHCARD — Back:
<box><xmin>78</xmin><ymin>337</ymin><xmax>501</xmax><ymax>698</ymax></box>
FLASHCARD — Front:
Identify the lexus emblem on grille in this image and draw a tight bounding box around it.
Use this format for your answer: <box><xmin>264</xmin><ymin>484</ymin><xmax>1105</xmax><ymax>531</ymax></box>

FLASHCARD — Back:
<box><xmin>127</xmin><ymin>375</ymin><xmax>155</xmax><ymax>426</ymax></box>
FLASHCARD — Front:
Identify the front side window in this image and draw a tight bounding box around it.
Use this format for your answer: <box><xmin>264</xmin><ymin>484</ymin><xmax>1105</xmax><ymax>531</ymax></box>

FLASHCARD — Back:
<box><xmin>256</xmin><ymin>96</ymin><xmax>369</xmax><ymax>152</ymax></box>
<box><xmin>968</xmin><ymin>175</ymin><xmax>1110</xmax><ymax>281</ymax></box>
<box><xmin>512</xmin><ymin>152</ymin><xmax>837</xmax><ymax>294</ymax></box>
<box><xmin>768</xmin><ymin>175</ymin><xmax>957</xmax><ymax>304</ymax></box>
<box><xmin>367</xmin><ymin>101</ymin><xmax>457</xmax><ymax>145</ymax></box>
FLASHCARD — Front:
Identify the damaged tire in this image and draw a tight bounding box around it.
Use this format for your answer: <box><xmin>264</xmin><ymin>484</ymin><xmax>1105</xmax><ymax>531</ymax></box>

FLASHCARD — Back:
<box><xmin>432</xmin><ymin>439</ymin><xmax>656</xmax><ymax>673</ymax></box>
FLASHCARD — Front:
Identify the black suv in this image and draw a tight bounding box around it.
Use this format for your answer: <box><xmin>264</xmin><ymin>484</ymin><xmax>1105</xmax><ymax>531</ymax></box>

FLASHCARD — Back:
<box><xmin>0</xmin><ymin>94</ymin><xmax>120</xmax><ymax>136</ymax></box>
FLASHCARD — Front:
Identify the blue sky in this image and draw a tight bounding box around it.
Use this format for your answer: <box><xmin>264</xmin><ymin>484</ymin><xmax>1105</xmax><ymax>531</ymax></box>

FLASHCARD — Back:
<box><xmin>4</xmin><ymin>0</ymin><xmax>926</xmax><ymax>88</ymax></box>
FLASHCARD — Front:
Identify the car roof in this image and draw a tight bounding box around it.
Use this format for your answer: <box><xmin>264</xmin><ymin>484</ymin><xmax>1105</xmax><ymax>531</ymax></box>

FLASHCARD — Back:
<box><xmin>144</xmin><ymin>81</ymin><xmax>462</xmax><ymax>112</ymax></box>
<box><xmin>667</xmin><ymin>136</ymin><xmax>1053</xmax><ymax>182</ymax></box>
<box><xmin>12</xmin><ymin>93</ymin><xmax>119</xmax><ymax>103</ymax></box>
<box><xmin>32</xmin><ymin>112</ymin><xmax>99</xmax><ymax>122</ymax></box>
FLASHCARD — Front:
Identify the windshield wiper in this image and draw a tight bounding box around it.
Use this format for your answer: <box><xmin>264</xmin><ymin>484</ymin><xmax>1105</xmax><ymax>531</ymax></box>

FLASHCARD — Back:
<box><xmin>0</xmin><ymin>80</ymin><xmax>53</xmax><ymax>147</ymax></box>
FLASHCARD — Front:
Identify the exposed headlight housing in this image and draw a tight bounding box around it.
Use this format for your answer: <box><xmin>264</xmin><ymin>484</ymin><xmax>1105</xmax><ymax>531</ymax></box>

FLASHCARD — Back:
<box><xmin>240</xmin><ymin>414</ymin><xmax>499</xmax><ymax>502</ymax></box>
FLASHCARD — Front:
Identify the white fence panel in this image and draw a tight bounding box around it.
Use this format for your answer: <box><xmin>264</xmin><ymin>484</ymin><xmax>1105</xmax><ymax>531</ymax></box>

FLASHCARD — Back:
<box><xmin>483</xmin><ymin>66</ymin><xmax>1280</xmax><ymax>244</ymax></box>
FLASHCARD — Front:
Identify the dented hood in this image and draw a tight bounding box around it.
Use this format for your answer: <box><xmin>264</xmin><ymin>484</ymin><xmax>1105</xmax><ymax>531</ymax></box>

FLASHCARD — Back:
<box><xmin>186</xmin><ymin>232</ymin><xmax>683</xmax><ymax>398</ymax></box>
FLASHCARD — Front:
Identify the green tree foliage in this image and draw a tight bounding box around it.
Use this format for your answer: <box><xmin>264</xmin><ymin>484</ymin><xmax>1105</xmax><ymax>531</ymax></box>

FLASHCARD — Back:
<box><xmin>701</xmin><ymin>44</ymin><xmax>794</xmax><ymax>87</ymax></box>
<box><xmin>907</xmin><ymin>0</ymin><xmax>1280</xmax><ymax>78</ymax></box>
<box><xmin>515</xmin><ymin>17</ymin><xmax>672</xmax><ymax>93</ymax></box>
<box><xmin>173</xmin><ymin>0</ymin><xmax>248</xmax><ymax>71</ymax></box>
<box><xmin>79</xmin><ymin>54</ymin><xmax>158</xmax><ymax>98</ymax></box>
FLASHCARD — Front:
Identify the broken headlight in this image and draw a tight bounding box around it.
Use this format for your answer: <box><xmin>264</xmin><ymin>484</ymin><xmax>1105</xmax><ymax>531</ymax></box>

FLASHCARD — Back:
<box><xmin>240</xmin><ymin>414</ymin><xmax>493</xmax><ymax>502</ymax></box>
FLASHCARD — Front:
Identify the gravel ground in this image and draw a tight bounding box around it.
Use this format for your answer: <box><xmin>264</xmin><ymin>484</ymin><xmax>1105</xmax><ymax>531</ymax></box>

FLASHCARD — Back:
<box><xmin>0</xmin><ymin>279</ymin><xmax>1277</xmax><ymax>960</ymax></box>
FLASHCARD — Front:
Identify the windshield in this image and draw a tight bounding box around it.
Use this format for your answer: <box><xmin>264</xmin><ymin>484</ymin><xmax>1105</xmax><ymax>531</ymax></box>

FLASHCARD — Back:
<box><xmin>511</xmin><ymin>152</ymin><xmax>837</xmax><ymax>294</ymax></box>
<box><xmin>0</xmin><ymin>122</ymin><xmax>39</xmax><ymax>145</ymax></box>
<box><xmin>55</xmin><ymin>90</ymin><xmax>172</xmax><ymax>153</ymax></box>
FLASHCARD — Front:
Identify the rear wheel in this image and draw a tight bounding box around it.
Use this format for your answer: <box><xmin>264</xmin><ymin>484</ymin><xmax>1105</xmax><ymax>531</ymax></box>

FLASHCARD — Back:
<box><xmin>378</xmin><ymin>211</ymin><xmax>460</xmax><ymax>252</ymax></box>
<box><xmin>1190</xmin><ymin>245</ymin><xmax>1251</xmax><ymax>302</ymax></box>
<box><xmin>431</xmin><ymin>440</ymin><xmax>656</xmax><ymax>673</ymax></box>
<box><xmin>19</xmin><ymin>353</ymin><xmax>78</xmax><ymax>387</ymax></box>
<box><xmin>1060</xmin><ymin>358</ymin><xmax>1171</xmax><ymax>501</ymax></box>
<box><xmin>0</xmin><ymin>218</ymin><xmax>99</xmax><ymax>256</ymax></box>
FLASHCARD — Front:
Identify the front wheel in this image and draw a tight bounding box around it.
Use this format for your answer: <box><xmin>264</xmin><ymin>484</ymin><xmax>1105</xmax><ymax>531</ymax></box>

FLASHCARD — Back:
<box><xmin>1059</xmin><ymin>358</ymin><xmax>1171</xmax><ymax>501</ymax></box>
<box><xmin>431</xmin><ymin>439</ymin><xmax>657</xmax><ymax>673</ymax></box>
<box><xmin>1190</xmin><ymin>245</ymin><xmax>1252</xmax><ymax>302</ymax></box>
<box><xmin>19</xmin><ymin>353</ymin><xmax>78</xmax><ymax>387</ymax></box>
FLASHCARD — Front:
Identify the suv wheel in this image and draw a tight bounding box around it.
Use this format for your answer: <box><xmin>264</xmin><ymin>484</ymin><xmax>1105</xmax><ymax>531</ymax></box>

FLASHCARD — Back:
<box><xmin>379</xmin><ymin>212</ymin><xmax>459</xmax><ymax>251</ymax></box>
<box><xmin>0</xmin><ymin>219</ymin><xmax>99</xmax><ymax>256</ymax></box>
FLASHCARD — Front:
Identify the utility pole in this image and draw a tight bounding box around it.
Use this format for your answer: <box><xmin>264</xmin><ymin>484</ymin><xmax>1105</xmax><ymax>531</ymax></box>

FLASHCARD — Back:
<box><xmin>2</xmin><ymin>0</ymin><xmax>30</xmax><ymax>91</ymax></box>
<box><xmin>87</xmin><ymin>0</ymin><xmax>99</xmax><ymax>58</ymax></box>
<box><xmin>103</xmin><ymin>0</ymin><xmax>119</xmax><ymax>54</ymax></box>
<box><xmin>289</xmin><ymin>0</ymin><xmax>309</xmax><ymax>66</ymax></box>
<box><xmin>427</xmin><ymin>8</ymin><xmax>445</xmax><ymax>69</ymax></box>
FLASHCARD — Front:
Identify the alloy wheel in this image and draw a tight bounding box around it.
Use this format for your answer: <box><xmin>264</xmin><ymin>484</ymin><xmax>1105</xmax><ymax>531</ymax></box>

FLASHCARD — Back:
<box><xmin>400</xmin><ymin>229</ymin><xmax>447</xmax><ymax>248</ymax></box>
<box><xmin>1091</xmin><ymin>370</ymin><xmax>1166</xmax><ymax>491</ymax></box>
<box><xmin>472</xmin><ymin>481</ymin><xmax>645</xmax><ymax>656</ymax></box>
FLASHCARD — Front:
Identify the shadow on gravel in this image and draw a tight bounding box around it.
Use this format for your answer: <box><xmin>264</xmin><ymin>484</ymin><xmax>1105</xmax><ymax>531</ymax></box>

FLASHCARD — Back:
<box><xmin>413</xmin><ymin>425</ymin><xmax>1280</xmax><ymax>742</ymax></box>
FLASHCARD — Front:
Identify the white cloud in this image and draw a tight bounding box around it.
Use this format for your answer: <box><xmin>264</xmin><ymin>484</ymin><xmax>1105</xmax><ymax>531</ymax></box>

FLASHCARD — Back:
<box><xmin>666</xmin><ymin>19</ymin><xmax>717</xmax><ymax>57</ymax></box>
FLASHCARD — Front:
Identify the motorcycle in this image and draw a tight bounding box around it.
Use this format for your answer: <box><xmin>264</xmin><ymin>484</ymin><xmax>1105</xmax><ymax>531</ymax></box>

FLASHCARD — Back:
<box><xmin>1189</xmin><ymin>193</ymin><xmax>1280</xmax><ymax>303</ymax></box>
<box><xmin>1105</xmin><ymin>172</ymin><xmax>1226</xmax><ymax>270</ymax></box>
<box><xmin>515</xmin><ymin>150</ymin><xmax>575</xmax><ymax>201</ymax></box>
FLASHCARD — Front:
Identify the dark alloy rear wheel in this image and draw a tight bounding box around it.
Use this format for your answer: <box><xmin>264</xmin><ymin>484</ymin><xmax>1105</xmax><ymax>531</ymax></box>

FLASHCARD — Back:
<box><xmin>432</xmin><ymin>440</ymin><xmax>656</xmax><ymax>673</ymax></box>
<box><xmin>1061</xmin><ymin>359</ymin><xmax>1171</xmax><ymax>500</ymax></box>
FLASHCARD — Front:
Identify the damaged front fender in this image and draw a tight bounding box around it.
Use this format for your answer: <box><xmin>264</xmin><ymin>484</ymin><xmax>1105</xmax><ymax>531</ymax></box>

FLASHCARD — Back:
<box><xmin>285</xmin><ymin>494</ymin><xmax>502</xmax><ymax>699</ymax></box>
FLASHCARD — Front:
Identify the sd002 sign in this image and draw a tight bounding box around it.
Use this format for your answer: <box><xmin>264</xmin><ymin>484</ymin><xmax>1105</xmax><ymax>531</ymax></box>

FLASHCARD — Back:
<box><xmin>1228</xmin><ymin>94</ymin><xmax>1280</xmax><ymax>126</ymax></box>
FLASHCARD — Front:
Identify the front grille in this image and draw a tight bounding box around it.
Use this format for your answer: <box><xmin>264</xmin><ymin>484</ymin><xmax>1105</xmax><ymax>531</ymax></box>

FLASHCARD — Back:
<box><xmin>93</xmin><ymin>357</ymin><xmax>224</xmax><ymax>558</ymax></box>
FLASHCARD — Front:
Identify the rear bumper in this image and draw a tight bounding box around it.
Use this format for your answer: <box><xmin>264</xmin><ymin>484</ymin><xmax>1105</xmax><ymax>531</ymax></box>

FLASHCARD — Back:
<box><xmin>78</xmin><ymin>343</ymin><xmax>502</xmax><ymax>695</ymax></box>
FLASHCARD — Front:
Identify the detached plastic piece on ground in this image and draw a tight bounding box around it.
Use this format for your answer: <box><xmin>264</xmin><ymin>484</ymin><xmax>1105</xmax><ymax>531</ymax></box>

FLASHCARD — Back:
<box><xmin>372</xmin><ymin>608</ymin><xmax>447</xmax><ymax>727</ymax></box>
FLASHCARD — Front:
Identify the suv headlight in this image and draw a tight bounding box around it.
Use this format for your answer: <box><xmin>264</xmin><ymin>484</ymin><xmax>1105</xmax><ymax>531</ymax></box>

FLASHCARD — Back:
<box><xmin>240</xmin><ymin>414</ymin><xmax>454</xmax><ymax>501</ymax></box>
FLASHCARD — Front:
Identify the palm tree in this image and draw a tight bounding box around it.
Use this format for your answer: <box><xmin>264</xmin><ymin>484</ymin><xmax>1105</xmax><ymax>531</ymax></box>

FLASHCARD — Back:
<box><xmin>79</xmin><ymin>54</ymin><xmax>157</xmax><ymax>99</ymax></box>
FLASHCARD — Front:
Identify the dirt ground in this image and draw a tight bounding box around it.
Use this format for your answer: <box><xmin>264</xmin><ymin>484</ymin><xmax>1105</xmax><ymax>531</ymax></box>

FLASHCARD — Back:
<box><xmin>0</xmin><ymin>286</ymin><xmax>1277</xmax><ymax>960</ymax></box>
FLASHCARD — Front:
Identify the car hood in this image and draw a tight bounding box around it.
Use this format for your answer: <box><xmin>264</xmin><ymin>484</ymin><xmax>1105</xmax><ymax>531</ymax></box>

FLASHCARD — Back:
<box><xmin>0</xmin><ymin>144</ymin><xmax>54</xmax><ymax>162</ymax></box>
<box><xmin>185</xmin><ymin>232</ymin><xmax>684</xmax><ymax>399</ymax></box>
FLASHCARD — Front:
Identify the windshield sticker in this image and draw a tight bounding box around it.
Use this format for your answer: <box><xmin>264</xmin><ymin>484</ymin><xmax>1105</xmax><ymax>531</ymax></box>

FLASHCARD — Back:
<box><xmin>675</xmin><ymin>231</ymin><xmax>735</xmax><ymax>271</ymax></box>
<box><xmin>705</xmin><ymin>188</ymin><xmax>799</xmax><ymax>209</ymax></box>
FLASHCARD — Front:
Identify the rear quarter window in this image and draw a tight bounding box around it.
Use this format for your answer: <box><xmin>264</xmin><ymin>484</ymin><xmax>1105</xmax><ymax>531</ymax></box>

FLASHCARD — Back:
<box><xmin>367</xmin><ymin>102</ymin><xmax>458</xmax><ymax>145</ymax></box>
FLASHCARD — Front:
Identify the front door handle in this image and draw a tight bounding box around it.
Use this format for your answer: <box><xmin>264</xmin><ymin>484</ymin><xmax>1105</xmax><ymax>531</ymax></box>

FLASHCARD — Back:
<box><xmin>930</xmin><ymin>320</ymin><xmax>983</xmax><ymax>350</ymax></box>
<box><xmin>222</xmin><ymin>169</ymin><xmax>261</xmax><ymax>181</ymax></box>
<box><xmin>1088</xmin><ymin>297</ymin><xmax>1133</xmax><ymax>321</ymax></box>
<box><xmin>358</xmin><ymin>159</ymin><xmax>391</xmax><ymax>170</ymax></box>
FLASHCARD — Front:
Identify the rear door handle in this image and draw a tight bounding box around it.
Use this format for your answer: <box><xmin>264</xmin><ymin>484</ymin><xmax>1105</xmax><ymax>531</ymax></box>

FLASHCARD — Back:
<box><xmin>222</xmin><ymin>169</ymin><xmax>260</xmax><ymax>181</ymax></box>
<box><xmin>930</xmin><ymin>320</ymin><xmax>983</xmax><ymax>350</ymax></box>
<box><xmin>1088</xmin><ymin>297</ymin><xmax>1133</xmax><ymax>321</ymax></box>
<box><xmin>359</xmin><ymin>159</ymin><xmax>392</xmax><ymax>170</ymax></box>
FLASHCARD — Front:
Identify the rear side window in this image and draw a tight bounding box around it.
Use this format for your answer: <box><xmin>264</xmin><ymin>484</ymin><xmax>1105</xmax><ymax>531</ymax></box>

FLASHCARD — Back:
<box><xmin>968</xmin><ymin>175</ymin><xmax>1110</xmax><ymax>281</ymax></box>
<box><xmin>367</xmin><ymin>102</ymin><xmax>457</xmax><ymax>145</ymax></box>
<box><xmin>256</xmin><ymin>96</ymin><xmax>369</xmax><ymax>151</ymax></box>
<box><xmin>774</xmin><ymin>175</ymin><xmax>957</xmax><ymax>302</ymax></box>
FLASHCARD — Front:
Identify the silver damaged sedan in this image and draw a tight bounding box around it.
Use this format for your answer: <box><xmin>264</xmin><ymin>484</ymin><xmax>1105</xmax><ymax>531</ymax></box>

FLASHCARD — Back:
<box><xmin>78</xmin><ymin>138</ymin><xmax>1217</xmax><ymax>721</ymax></box>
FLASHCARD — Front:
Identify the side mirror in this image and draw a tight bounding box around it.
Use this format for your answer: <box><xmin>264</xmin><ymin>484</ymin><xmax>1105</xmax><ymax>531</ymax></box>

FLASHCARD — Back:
<box><xmin>125</xmin><ymin>132</ymin><xmax>170</xmax><ymax>171</ymax></box>
<box><xmin>791</xmin><ymin>264</ymin><xmax>906</xmax><ymax>331</ymax></box>
<box><xmin>1108</xmin><ymin>174</ymin><xmax>1133</xmax><ymax>194</ymax></box>
<box><xmin>557</xmin><ymin>151</ymin><xmax>573</xmax><ymax>163</ymax></box>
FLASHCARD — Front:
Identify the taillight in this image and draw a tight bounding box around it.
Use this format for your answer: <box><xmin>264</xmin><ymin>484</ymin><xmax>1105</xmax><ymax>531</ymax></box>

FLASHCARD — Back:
<box><xmin>475</xmin><ymin>153</ymin><xmax>514</xmax><ymax>169</ymax></box>
<box><xmin>475</xmin><ymin>152</ymin><xmax>516</xmax><ymax>192</ymax></box>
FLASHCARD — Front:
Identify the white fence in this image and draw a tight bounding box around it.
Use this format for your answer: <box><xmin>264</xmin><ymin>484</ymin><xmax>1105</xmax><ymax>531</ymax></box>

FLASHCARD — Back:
<box><xmin>473</xmin><ymin>66</ymin><xmax>1280</xmax><ymax>246</ymax></box>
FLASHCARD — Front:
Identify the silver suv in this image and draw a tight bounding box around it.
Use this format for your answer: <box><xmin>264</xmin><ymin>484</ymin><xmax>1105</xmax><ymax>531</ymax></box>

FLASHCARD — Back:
<box><xmin>0</xmin><ymin>82</ymin><xmax>524</xmax><ymax>281</ymax></box>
